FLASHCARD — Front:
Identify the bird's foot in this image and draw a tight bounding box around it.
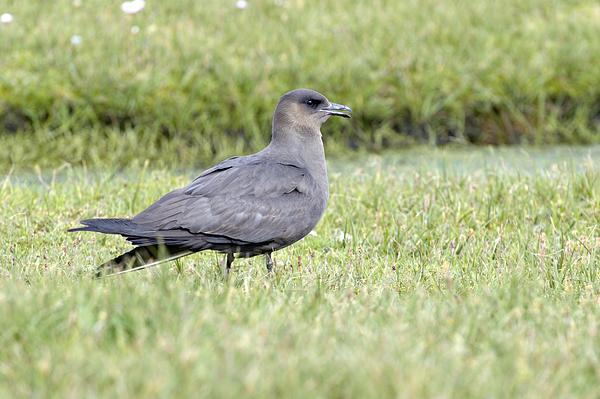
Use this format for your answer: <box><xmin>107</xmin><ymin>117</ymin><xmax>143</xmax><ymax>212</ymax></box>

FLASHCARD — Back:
<box><xmin>265</xmin><ymin>252</ymin><xmax>273</xmax><ymax>273</ymax></box>
<box><xmin>223</xmin><ymin>253</ymin><xmax>234</xmax><ymax>276</ymax></box>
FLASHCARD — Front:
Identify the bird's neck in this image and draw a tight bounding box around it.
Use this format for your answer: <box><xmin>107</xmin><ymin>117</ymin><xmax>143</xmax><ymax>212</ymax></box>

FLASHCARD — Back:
<box><xmin>268</xmin><ymin>126</ymin><xmax>327</xmax><ymax>178</ymax></box>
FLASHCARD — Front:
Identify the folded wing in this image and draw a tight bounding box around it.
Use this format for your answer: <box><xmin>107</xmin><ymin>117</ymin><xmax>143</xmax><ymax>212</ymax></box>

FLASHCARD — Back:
<box><xmin>130</xmin><ymin>157</ymin><xmax>321</xmax><ymax>248</ymax></box>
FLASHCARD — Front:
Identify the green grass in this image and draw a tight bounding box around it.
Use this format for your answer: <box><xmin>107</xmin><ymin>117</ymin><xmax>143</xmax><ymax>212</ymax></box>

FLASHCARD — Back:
<box><xmin>2</xmin><ymin>0</ymin><xmax>600</xmax><ymax>170</ymax></box>
<box><xmin>1</xmin><ymin>147</ymin><xmax>599</xmax><ymax>398</ymax></box>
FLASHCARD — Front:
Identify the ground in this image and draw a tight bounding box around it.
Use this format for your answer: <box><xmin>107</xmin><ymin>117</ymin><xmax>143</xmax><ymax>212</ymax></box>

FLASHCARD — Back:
<box><xmin>1</xmin><ymin>146</ymin><xmax>598</xmax><ymax>398</ymax></box>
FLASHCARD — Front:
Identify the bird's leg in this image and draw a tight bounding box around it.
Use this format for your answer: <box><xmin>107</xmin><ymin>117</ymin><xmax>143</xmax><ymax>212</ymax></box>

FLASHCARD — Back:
<box><xmin>265</xmin><ymin>252</ymin><xmax>273</xmax><ymax>273</ymax></box>
<box><xmin>224</xmin><ymin>253</ymin><xmax>234</xmax><ymax>275</ymax></box>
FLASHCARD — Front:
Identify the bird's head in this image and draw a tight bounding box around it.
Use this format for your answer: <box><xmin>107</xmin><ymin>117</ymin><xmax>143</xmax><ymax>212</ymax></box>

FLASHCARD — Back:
<box><xmin>273</xmin><ymin>88</ymin><xmax>352</xmax><ymax>134</ymax></box>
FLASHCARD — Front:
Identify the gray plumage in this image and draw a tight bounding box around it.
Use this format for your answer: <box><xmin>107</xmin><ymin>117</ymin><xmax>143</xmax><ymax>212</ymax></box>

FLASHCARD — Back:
<box><xmin>69</xmin><ymin>89</ymin><xmax>352</xmax><ymax>276</ymax></box>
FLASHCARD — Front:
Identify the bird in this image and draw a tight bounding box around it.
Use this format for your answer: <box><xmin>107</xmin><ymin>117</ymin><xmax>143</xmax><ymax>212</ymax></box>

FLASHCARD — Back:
<box><xmin>69</xmin><ymin>88</ymin><xmax>352</xmax><ymax>277</ymax></box>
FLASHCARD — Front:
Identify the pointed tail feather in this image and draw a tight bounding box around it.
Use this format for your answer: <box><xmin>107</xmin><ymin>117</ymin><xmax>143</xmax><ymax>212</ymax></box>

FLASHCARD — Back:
<box><xmin>96</xmin><ymin>245</ymin><xmax>192</xmax><ymax>278</ymax></box>
<box><xmin>68</xmin><ymin>218</ymin><xmax>138</xmax><ymax>234</ymax></box>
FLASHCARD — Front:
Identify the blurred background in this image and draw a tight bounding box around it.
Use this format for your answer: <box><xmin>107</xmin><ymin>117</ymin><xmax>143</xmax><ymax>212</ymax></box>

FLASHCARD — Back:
<box><xmin>1</xmin><ymin>0</ymin><xmax>599</xmax><ymax>169</ymax></box>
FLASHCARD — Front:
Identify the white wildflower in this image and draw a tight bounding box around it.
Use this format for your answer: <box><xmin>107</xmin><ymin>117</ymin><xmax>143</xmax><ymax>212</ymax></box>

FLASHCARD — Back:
<box><xmin>0</xmin><ymin>13</ymin><xmax>13</xmax><ymax>24</ymax></box>
<box><xmin>70</xmin><ymin>35</ymin><xmax>82</xmax><ymax>46</ymax></box>
<box><xmin>235</xmin><ymin>0</ymin><xmax>248</xmax><ymax>9</ymax></box>
<box><xmin>121</xmin><ymin>0</ymin><xmax>145</xmax><ymax>14</ymax></box>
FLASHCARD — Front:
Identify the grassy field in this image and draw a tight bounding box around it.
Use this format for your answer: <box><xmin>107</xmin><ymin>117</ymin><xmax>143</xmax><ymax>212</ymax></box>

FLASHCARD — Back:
<box><xmin>2</xmin><ymin>1</ymin><xmax>599</xmax><ymax>396</ymax></box>
<box><xmin>2</xmin><ymin>0</ymin><xmax>600</xmax><ymax>170</ymax></box>
<box><xmin>1</xmin><ymin>146</ymin><xmax>599</xmax><ymax>398</ymax></box>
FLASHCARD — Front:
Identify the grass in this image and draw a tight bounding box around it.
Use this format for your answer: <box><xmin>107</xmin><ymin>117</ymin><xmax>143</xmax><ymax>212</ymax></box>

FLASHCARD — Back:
<box><xmin>2</xmin><ymin>0</ymin><xmax>600</xmax><ymax>170</ymax></box>
<box><xmin>1</xmin><ymin>146</ymin><xmax>599</xmax><ymax>398</ymax></box>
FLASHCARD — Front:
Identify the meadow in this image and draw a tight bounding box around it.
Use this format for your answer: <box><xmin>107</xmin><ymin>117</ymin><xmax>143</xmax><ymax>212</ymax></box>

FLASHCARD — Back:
<box><xmin>1</xmin><ymin>147</ymin><xmax>599</xmax><ymax>397</ymax></box>
<box><xmin>1</xmin><ymin>0</ymin><xmax>600</xmax><ymax>170</ymax></box>
<box><xmin>2</xmin><ymin>0</ymin><xmax>600</xmax><ymax>397</ymax></box>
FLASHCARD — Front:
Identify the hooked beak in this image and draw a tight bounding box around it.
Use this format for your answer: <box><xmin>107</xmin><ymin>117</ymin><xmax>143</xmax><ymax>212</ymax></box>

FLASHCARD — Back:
<box><xmin>320</xmin><ymin>102</ymin><xmax>352</xmax><ymax>118</ymax></box>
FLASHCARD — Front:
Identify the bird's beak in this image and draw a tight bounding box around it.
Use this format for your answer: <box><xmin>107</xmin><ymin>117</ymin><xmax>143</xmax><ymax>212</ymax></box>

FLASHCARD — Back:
<box><xmin>321</xmin><ymin>103</ymin><xmax>352</xmax><ymax>118</ymax></box>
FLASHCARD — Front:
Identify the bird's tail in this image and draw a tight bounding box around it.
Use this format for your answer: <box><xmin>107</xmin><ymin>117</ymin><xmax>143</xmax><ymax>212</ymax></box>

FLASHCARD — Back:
<box><xmin>68</xmin><ymin>218</ymin><xmax>137</xmax><ymax>234</ymax></box>
<box><xmin>95</xmin><ymin>245</ymin><xmax>192</xmax><ymax>278</ymax></box>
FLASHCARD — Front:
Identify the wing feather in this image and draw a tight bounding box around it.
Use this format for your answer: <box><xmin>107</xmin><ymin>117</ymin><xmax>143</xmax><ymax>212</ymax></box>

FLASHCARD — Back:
<box><xmin>131</xmin><ymin>157</ymin><xmax>325</xmax><ymax>246</ymax></box>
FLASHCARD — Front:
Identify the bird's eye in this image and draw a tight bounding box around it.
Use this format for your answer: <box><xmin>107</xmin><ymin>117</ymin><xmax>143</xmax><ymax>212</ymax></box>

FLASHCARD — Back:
<box><xmin>304</xmin><ymin>99</ymin><xmax>321</xmax><ymax>108</ymax></box>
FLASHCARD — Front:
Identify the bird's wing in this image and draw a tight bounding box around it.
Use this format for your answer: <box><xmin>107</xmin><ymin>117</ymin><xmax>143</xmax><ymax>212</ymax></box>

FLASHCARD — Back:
<box><xmin>132</xmin><ymin>158</ymin><xmax>321</xmax><ymax>244</ymax></box>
